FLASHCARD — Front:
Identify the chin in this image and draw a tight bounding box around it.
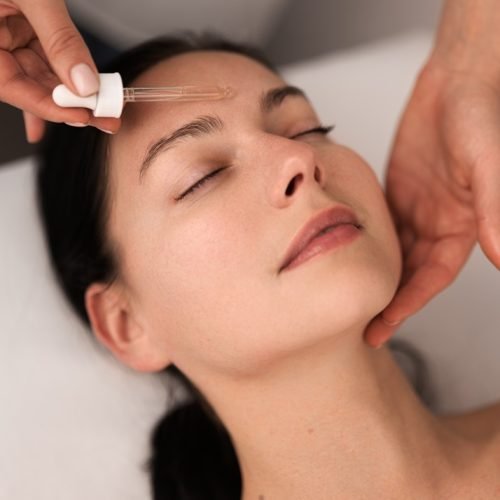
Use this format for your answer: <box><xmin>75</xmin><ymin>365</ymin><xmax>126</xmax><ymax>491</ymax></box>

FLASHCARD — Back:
<box><xmin>287</xmin><ymin>252</ymin><xmax>398</xmax><ymax>328</ymax></box>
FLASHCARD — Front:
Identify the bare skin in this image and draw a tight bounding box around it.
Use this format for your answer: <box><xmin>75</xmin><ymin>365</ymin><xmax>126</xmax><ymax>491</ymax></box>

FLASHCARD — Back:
<box><xmin>81</xmin><ymin>51</ymin><xmax>500</xmax><ymax>498</ymax></box>
<box><xmin>441</xmin><ymin>402</ymin><xmax>500</xmax><ymax>442</ymax></box>
<box><xmin>0</xmin><ymin>0</ymin><xmax>121</xmax><ymax>140</ymax></box>
<box><xmin>365</xmin><ymin>0</ymin><xmax>500</xmax><ymax>348</ymax></box>
<box><xmin>437</xmin><ymin>408</ymin><xmax>500</xmax><ymax>498</ymax></box>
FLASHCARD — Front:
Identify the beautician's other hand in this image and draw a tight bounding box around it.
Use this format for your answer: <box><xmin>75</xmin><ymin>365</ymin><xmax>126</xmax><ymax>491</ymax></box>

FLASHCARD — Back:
<box><xmin>0</xmin><ymin>0</ymin><xmax>121</xmax><ymax>143</ymax></box>
<box><xmin>364</xmin><ymin>57</ymin><xmax>500</xmax><ymax>349</ymax></box>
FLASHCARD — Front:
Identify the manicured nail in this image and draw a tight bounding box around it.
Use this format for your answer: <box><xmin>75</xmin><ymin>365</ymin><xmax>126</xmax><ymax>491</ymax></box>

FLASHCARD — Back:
<box><xmin>70</xmin><ymin>63</ymin><xmax>100</xmax><ymax>96</ymax></box>
<box><xmin>97</xmin><ymin>127</ymin><xmax>116</xmax><ymax>134</ymax></box>
<box><xmin>65</xmin><ymin>122</ymin><xmax>87</xmax><ymax>127</ymax></box>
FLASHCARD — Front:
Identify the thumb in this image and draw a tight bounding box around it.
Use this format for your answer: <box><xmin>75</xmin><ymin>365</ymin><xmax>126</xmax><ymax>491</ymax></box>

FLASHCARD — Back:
<box><xmin>20</xmin><ymin>0</ymin><xmax>100</xmax><ymax>97</ymax></box>
<box><xmin>472</xmin><ymin>155</ymin><xmax>500</xmax><ymax>270</ymax></box>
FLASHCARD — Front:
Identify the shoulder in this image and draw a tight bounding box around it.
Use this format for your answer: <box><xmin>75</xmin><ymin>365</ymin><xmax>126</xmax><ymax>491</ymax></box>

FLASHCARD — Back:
<box><xmin>440</xmin><ymin>401</ymin><xmax>500</xmax><ymax>443</ymax></box>
<box><xmin>440</xmin><ymin>404</ymin><xmax>500</xmax><ymax>496</ymax></box>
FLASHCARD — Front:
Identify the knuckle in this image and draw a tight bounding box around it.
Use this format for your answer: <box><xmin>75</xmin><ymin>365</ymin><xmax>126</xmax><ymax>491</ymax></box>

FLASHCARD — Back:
<box><xmin>45</xmin><ymin>25</ymin><xmax>81</xmax><ymax>59</ymax></box>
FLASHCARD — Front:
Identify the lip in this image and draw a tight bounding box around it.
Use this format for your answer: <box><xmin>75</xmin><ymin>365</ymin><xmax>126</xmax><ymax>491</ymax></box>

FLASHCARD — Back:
<box><xmin>279</xmin><ymin>205</ymin><xmax>362</xmax><ymax>273</ymax></box>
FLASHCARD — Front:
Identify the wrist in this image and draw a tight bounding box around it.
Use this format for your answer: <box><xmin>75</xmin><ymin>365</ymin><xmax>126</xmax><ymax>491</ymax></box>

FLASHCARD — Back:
<box><xmin>429</xmin><ymin>0</ymin><xmax>500</xmax><ymax>87</ymax></box>
<box><xmin>426</xmin><ymin>48</ymin><xmax>500</xmax><ymax>91</ymax></box>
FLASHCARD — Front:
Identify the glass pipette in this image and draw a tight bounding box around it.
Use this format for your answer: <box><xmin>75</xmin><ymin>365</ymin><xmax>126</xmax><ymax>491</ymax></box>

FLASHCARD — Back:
<box><xmin>123</xmin><ymin>85</ymin><xmax>233</xmax><ymax>102</ymax></box>
<box><xmin>52</xmin><ymin>73</ymin><xmax>234</xmax><ymax>118</ymax></box>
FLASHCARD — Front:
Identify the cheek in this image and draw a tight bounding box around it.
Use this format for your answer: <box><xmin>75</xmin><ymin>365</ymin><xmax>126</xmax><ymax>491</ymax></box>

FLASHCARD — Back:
<box><xmin>351</xmin><ymin>166</ymin><xmax>403</xmax><ymax>295</ymax></box>
<box><xmin>138</xmin><ymin>203</ymin><xmax>312</xmax><ymax>377</ymax></box>
<box><xmin>138</xmin><ymin>206</ymin><xmax>262</xmax><ymax>361</ymax></box>
<box><xmin>322</xmin><ymin>148</ymin><xmax>403</xmax><ymax>297</ymax></box>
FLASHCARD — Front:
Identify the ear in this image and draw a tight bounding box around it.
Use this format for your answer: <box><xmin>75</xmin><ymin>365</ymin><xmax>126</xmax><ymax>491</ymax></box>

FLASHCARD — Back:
<box><xmin>84</xmin><ymin>281</ymin><xmax>169</xmax><ymax>372</ymax></box>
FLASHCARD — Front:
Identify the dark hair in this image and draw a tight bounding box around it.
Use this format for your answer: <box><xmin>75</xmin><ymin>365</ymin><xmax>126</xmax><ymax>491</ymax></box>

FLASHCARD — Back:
<box><xmin>36</xmin><ymin>31</ymin><xmax>432</xmax><ymax>500</ymax></box>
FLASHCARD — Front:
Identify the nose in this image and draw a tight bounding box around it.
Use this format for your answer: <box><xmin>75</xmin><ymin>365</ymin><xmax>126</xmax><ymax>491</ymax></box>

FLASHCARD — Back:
<box><xmin>268</xmin><ymin>138</ymin><xmax>325</xmax><ymax>207</ymax></box>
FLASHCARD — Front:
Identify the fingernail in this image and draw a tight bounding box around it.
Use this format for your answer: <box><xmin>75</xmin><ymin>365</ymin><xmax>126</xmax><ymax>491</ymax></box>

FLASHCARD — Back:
<box><xmin>70</xmin><ymin>63</ymin><xmax>100</xmax><ymax>96</ymax></box>
<box><xmin>65</xmin><ymin>122</ymin><xmax>87</xmax><ymax>127</ymax></box>
<box><xmin>374</xmin><ymin>341</ymin><xmax>385</xmax><ymax>350</ymax></box>
<box><xmin>382</xmin><ymin>317</ymin><xmax>401</xmax><ymax>326</ymax></box>
<box><xmin>97</xmin><ymin>127</ymin><xmax>116</xmax><ymax>134</ymax></box>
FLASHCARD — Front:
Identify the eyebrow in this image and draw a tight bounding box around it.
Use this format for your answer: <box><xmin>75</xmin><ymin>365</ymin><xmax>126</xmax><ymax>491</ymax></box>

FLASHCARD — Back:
<box><xmin>138</xmin><ymin>85</ymin><xmax>308</xmax><ymax>182</ymax></box>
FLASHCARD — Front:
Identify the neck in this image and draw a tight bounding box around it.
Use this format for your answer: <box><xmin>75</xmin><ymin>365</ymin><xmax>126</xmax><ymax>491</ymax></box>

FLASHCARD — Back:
<box><xmin>201</xmin><ymin>330</ymin><xmax>480</xmax><ymax>498</ymax></box>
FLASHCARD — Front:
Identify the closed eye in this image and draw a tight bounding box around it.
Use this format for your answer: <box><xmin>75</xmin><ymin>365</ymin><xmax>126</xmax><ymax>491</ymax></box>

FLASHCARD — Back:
<box><xmin>175</xmin><ymin>123</ymin><xmax>335</xmax><ymax>201</ymax></box>
<box><xmin>291</xmin><ymin>124</ymin><xmax>335</xmax><ymax>139</ymax></box>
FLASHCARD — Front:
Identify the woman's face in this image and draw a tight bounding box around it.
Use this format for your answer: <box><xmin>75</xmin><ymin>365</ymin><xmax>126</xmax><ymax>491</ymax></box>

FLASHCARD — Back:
<box><xmin>103</xmin><ymin>50</ymin><xmax>402</xmax><ymax>379</ymax></box>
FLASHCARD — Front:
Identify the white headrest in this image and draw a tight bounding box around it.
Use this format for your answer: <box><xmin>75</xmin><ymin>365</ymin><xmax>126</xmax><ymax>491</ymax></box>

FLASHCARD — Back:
<box><xmin>0</xmin><ymin>158</ymin><xmax>181</xmax><ymax>498</ymax></box>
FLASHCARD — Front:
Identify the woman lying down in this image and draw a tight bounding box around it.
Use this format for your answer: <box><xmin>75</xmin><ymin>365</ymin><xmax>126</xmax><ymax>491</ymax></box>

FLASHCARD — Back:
<box><xmin>36</xmin><ymin>33</ymin><xmax>500</xmax><ymax>499</ymax></box>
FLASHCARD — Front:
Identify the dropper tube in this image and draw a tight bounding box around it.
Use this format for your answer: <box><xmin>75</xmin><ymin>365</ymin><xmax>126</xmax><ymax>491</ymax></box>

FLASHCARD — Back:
<box><xmin>123</xmin><ymin>85</ymin><xmax>233</xmax><ymax>102</ymax></box>
<box><xmin>52</xmin><ymin>73</ymin><xmax>233</xmax><ymax>118</ymax></box>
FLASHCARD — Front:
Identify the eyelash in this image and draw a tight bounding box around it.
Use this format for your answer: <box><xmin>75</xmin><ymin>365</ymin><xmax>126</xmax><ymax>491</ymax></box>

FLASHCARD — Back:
<box><xmin>175</xmin><ymin>124</ymin><xmax>335</xmax><ymax>201</ymax></box>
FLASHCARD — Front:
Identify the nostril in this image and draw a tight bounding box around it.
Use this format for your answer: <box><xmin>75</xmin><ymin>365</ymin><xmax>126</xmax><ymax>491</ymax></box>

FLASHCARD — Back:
<box><xmin>314</xmin><ymin>165</ymin><xmax>322</xmax><ymax>183</ymax></box>
<box><xmin>285</xmin><ymin>173</ymin><xmax>303</xmax><ymax>196</ymax></box>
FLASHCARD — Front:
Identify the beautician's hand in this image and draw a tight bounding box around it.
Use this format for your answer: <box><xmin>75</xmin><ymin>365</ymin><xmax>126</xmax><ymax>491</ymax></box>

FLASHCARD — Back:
<box><xmin>0</xmin><ymin>0</ymin><xmax>121</xmax><ymax>143</ymax></box>
<box><xmin>363</xmin><ymin>57</ymin><xmax>500</xmax><ymax>349</ymax></box>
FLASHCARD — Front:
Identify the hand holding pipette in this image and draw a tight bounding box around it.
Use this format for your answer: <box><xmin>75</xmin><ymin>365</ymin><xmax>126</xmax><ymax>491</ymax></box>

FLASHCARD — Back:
<box><xmin>0</xmin><ymin>0</ymin><xmax>233</xmax><ymax>139</ymax></box>
<box><xmin>0</xmin><ymin>0</ymin><xmax>119</xmax><ymax>140</ymax></box>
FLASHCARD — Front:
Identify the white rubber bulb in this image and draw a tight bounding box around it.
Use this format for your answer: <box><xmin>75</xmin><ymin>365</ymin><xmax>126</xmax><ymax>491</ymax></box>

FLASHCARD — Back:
<box><xmin>52</xmin><ymin>73</ymin><xmax>124</xmax><ymax>118</ymax></box>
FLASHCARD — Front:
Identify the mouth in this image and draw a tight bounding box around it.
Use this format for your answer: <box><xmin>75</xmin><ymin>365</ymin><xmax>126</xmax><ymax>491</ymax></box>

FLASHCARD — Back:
<box><xmin>279</xmin><ymin>205</ymin><xmax>363</xmax><ymax>273</ymax></box>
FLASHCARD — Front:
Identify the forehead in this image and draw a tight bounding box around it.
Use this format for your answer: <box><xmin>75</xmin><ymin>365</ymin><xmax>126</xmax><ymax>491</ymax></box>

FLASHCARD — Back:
<box><xmin>122</xmin><ymin>50</ymin><xmax>284</xmax><ymax>124</ymax></box>
<box><xmin>109</xmin><ymin>50</ymin><xmax>288</xmax><ymax>164</ymax></box>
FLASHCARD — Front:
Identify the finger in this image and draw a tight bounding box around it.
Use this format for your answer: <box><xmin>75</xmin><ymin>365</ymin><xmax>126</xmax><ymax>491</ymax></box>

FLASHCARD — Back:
<box><xmin>23</xmin><ymin>109</ymin><xmax>45</xmax><ymax>143</ymax></box>
<box><xmin>17</xmin><ymin>45</ymin><xmax>122</xmax><ymax>133</ymax></box>
<box><xmin>387</xmin><ymin>233</ymin><xmax>475</xmax><ymax>318</ymax></box>
<box><xmin>0</xmin><ymin>14</ymin><xmax>35</xmax><ymax>50</ymax></box>
<box><xmin>12</xmin><ymin>44</ymin><xmax>59</xmax><ymax>89</ymax></box>
<box><xmin>385</xmin><ymin>262</ymin><xmax>451</xmax><ymax>322</ymax></box>
<box><xmin>363</xmin><ymin>314</ymin><xmax>403</xmax><ymax>349</ymax></box>
<box><xmin>0</xmin><ymin>49</ymin><xmax>91</xmax><ymax>123</ymax></box>
<box><xmin>0</xmin><ymin>5</ymin><xmax>20</xmax><ymax>17</ymax></box>
<box><xmin>18</xmin><ymin>0</ymin><xmax>100</xmax><ymax>97</ymax></box>
<box><xmin>472</xmin><ymin>159</ymin><xmax>500</xmax><ymax>270</ymax></box>
<box><xmin>398</xmin><ymin>225</ymin><xmax>417</xmax><ymax>260</ymax></box>
<box><xmin>88</xmin><ymin>116</ymin><xmax>121</xmax><ymax>133</ymax></box>
<box><xmin>13</xmin><ymin>47</ymin><xmax>122</xmax><ymax>133</ymax></box>
<box><xmin>27</xmin><ymin>37</ymin><xmax>49</xmax><ymax>65</ymax></box>
<box><xmin>8</xmin><ymin>41</ymin><xmax>121</xmax><ymax>133</ymax></box>
<box><xmin>15</xmin><ymin>45</ymin><xmax>110</xmax><ymax>131</ymax></box>
<box><xmin>398</xmin><ymin>238</ymin><xmax>433</xmax><ymax>286</ymax></box>
<box><xmin>364</xmin><ymin>233</ymin><xmax>475</xmax><ymax>347</ymax></box>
